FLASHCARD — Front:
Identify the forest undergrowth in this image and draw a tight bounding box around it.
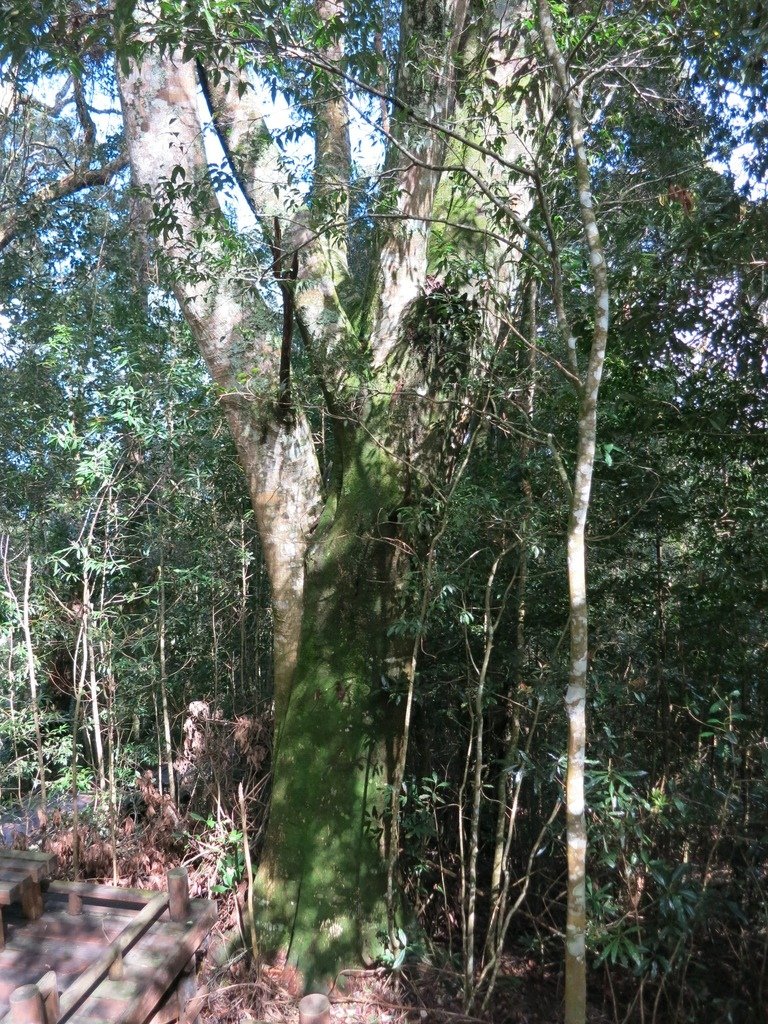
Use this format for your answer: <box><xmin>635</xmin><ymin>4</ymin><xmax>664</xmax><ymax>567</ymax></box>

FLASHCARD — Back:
<box><xmin>4</xmin><ymin>721</ymin><xmax>763</xmax><ymax>1024</ymax></box>
<box><xmin>5</xmin><ymin>792</ymin><xmax>570</xmax><ymax>1024</ymax></box>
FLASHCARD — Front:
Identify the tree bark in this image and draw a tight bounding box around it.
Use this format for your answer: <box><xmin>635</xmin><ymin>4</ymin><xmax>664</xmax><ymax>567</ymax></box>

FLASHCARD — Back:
<box><xmin>258</xmin><ymin>432</ymin><xmax>408</xmax><ymax>984</ymax></box>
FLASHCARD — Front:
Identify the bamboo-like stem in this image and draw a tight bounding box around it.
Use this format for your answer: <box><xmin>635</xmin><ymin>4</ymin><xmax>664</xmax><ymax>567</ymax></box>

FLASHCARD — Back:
<box><xmin>464</xmin><ymin>546</ymin><xmax>519</xmax><ymax>1008</ymax></box>
<box><xmin>488</xmin><ymin>277</ymin><xmax>539</xmax><ymax>916</ymax></box>
<box><xmin>239</xmin><ymin>782</ymin><xmax>259</xmax><ymax>956</ymax></box>
<box><xmin>22</xmin><ymin>557</ymin><xmax>46</xmax><ymax>806</ymax></box>
<box><xmin>386</xmin><ymin>429</ymin><xmax>485</xmax><ymax>950</ymax></box>
<box><xmin>71</xmin><ymin>609</ymin><xmax>89</xmax><ymax>883</ymax></box>
<box><xmin>87</xmin><ymin>635</ymin><xmax>106</xmax><ymax>792</ymax></box>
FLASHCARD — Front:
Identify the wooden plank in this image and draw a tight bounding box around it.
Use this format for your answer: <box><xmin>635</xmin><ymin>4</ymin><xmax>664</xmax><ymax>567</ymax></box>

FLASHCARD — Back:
<box><xmin>0</xmin><ymin>873</ymin><xmax>215</xmax><ymax>1024</ymax></box>
<box><xmin>0</xmin><ymin>852</ymin><xmax>56</xmax><ymax>881</ymax></box>
<box><xmin>40</xmin><ymin>898</ymin><xmax>139</xmax><ymax>923</ymax></box>
<box><xmin>0</xmin><ymin>850</ymin><xmax>55</xmax><ymax>862</ymax></box>
<box><xmin>0</xmin><ymin>893</ymin><xmax>170</xmax><ymax>1024</ymax></box>
<box><xmin>93</xmin><ymin>980</ymin><xmax>142</xmax><ymax>1001</ymax></box>
<box><xmin>46</xmin><ymin>882</ymin><xmax>157</xmax><ymax>907</ymax></box>
<box><xmin>74</xmin><ymin>1003</ymin><xmax>137</xmax><ymax>1024</ymax></box>
<box><xmin>71</xmin><ymin>985</ymin><xmax>180</xmax><ymax>1024</ymax></box>
<box><xmin>4</xmin><ymin>912</ymin><xmax>134</xmax><ymax>942</ymax></box>
<box><xmin>0</xmin><ymin>851</ymin><xmax>56</xmax><ymax>866</ymax></box>
<box><xmin>0</xmin><ymin>879</ymin><xmax>25</xmax><ymax>907</ymax></box>
<box><xmin>4</xmin><ymin>936</ymin><xmax>106</xmax><ymax>966</ymax></box>
<box><xmin>0</xmin><ymin>855</ymin><xmax>54</xmax><ymax>917</ymax></box>
<box><xmin>147</xmin><ymin>987</ymin><xmax>180</xmax><ymax>1024</ymax></box>
<box><xmin>0</xmin><ymin>865</ymin><xmax>36</xmax><ymax>878</ymax></box>
<box><xmin>118</xmin><ymin>903</ymin><xmax>217</xmax><ymax>1024</ymax></box>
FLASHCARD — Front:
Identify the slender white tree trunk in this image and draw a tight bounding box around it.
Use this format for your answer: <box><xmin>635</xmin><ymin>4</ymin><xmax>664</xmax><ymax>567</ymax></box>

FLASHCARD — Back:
<box><xmin>537</xmin><ymin>3</ymin><xmax>611</xmax><ymax>1020</ymax></box>
<box><xmin>21</xmin><ymin>556</ymin><xmax>47</xmax><ymax>806</ymax></box>
<box><xmin>158</xmin><ymin>556</ymin><xmax>176</xmax><ymax>803</ymax></box>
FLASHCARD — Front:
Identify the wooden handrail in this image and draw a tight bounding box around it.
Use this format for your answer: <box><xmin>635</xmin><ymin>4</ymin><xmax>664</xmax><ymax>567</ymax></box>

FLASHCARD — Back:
<box><xmin>2</xmin><ymin>868</ymin><xmax>201</xmax><ymax>1024</ymax></box>
<box><xmin>56</xmin><ymin>892</ymin><xmax>169</xmax><ymax>1022</ymax></box>
<box><xmin>0</xmin><ymin>895</ymin><xmax>168</xmax><ymax>1024</ymax></box>
<box><xmin>45</xmin><ymin>881</ymin><xmax>156</xmax><ymax>905</ymax></box>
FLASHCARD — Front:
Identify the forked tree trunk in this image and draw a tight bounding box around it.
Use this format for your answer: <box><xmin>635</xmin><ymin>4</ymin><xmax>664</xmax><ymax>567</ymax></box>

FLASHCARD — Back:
<box><xmin>116</xmin><ymin>0</ymin><xmax>534</xmax><ymax>983</ymax></box>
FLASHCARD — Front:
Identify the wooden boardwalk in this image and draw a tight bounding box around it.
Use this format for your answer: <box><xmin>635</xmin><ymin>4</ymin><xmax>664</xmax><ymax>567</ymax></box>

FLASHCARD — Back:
<box><xmin>0</xmin><ymin>857</ymin><xmax>216</xmax><ymax>1024</ymax></box>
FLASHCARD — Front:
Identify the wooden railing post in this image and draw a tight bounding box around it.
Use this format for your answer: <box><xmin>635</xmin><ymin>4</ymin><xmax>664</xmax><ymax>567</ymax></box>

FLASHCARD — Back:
<box><xmin>36</xmin><ymin>973</ymin><xmax>60</xmax><ymax>1024</ymax></box>
<box><xmin>9</xmin><ymin>986</ymin><xmax>44</xmax><ymax>1024</ymax></box>
<box><xmin>298</xmin><ymin>994</ymin><xmax>331</xmax><ymax>1024</ymax></box>
<box><xmin>8</xmin><ymin>973</ymin><xmax>59</xmax><ymax>1024</ymax></box>
<box><xmin>108</xmin><ymin>949</ymin><xmax>124</xmax><ymax>980</ymax></box>
<box><xmin>168</xmin><ymin>870</ymin><xmax>198</xmax><ymax>1023</ymax></box>
<box><xmin>167</xmin><ymin>868</ymin><xmax>190</xmax><ymax>922</ymax></box>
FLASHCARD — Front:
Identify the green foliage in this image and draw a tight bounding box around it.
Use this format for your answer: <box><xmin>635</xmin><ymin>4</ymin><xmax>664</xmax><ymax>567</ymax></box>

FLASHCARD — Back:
<box><xmin>189</xmin><ymin>813</ymin><xmax>246</xmax><ymax>894</ymax></box>
<box><xmin>0</xmin><ymin>180</ymin><xmax>270</xmax><ymax>807</ymax></box>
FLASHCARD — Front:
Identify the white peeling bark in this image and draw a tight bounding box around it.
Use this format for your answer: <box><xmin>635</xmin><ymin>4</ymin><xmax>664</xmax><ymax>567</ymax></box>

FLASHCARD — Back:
<box><xmin>117</xmin><ymin>49</ymin><xmax>323</xmax><ymax>710</ymax></box>
<box><xmin>369</xmin><ymin>0</ymin><xmax>471</xmax><ymax>367</ymax></box>
<box><xmin>537</xmin><ymin>3</ymin><xmax>610</xmax><ymax>1022</ymax></box>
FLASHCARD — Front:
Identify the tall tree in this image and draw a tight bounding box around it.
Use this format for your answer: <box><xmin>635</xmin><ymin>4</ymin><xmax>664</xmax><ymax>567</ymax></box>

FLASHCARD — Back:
<box><xmin>112</xmin><ymin>0</ymin><xmax>536</xmax><ymax>983</ymax></box>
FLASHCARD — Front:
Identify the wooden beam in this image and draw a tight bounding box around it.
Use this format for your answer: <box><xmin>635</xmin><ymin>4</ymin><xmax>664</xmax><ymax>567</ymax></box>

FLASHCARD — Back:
<box><xmin>45</xmin><ymin>882</ymin><xmax>156</xmax><ymax>906</ymax></box>
<box><xmin>0</xmin><ymin>861</ymin><xmax>51</xmax><ymax>885</ymax></box>
<box><xmin>0</xmin><ymin>884</ymin><xmax>25</xmax><ymax>906</ymax></box>
<box><xmin>0</xmin><ymin>851</ymin><xmax>56</xmax><ymax>875</ymax></box>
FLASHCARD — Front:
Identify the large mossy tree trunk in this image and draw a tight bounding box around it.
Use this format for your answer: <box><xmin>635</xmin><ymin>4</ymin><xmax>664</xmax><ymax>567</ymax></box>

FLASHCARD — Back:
<box><xmin>258</xmin><ymin>434</ymin><xmax>409</xmax><ymax>982</ymax></box>
<box><xmin>117</xmin><ymin>0</ymin><xmax>536</xmax><ymax>984</ymax></box>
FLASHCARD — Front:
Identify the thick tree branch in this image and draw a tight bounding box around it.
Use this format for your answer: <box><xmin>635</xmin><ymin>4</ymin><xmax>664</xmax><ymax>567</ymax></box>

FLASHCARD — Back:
<box><xmin>367</xmin><ymin>0</ymin><xmax>472</xmax><ymax>367</ymax></box>
<box><xmin>0</xmin><ymin>155</ymin><xmax>127</xmax><ymax>255</ymax></box>
<box><xmin>279</xmin><ymin>0</ymin><xmax>354</xmax><ymax>379</ymax></box>
<box><xmin>312</xmin><ymin>0</ymin><xmax>352</xmax><ymax>210</ymax></box>
<box><xmin>270</xmin><ymin>217</ymin><xmax>299</xmax><ymax>410</ymax></box>
<box><xmin>117</xmin><ymin>44</ymin><xmax>323</xmax><ymax>714</ymax></box>
<box><xmin>197</xmin><ymin>58</ymin><xmax>284</xmax><ymax>228</ymax></box>
<box><xmin>73</xmin><ymin>74</ymin><xmax>96</xmax><ymax>151</ymax></box>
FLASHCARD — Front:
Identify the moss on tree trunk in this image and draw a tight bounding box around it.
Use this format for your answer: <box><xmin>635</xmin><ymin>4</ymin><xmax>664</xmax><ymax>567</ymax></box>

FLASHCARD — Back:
<box><xmin>257</xmin><ymin>433</ymin><xmax>408</xmax><ymax>988</ymax></box>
